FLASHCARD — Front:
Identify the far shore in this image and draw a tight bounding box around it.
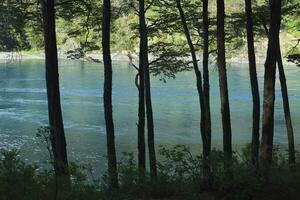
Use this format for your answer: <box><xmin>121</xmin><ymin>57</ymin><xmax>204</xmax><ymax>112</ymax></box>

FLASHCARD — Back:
<box><xmin>0</xmin><ymin>51</ymin><xmax>296</xmax><ymax>66</ymax></box>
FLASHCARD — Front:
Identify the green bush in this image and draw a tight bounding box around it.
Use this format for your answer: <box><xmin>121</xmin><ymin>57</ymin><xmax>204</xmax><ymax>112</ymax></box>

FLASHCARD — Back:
<box><xmin>1</xmin><ymin>144</ymin><xmax>300</xmax><ymax>200</ymax></box>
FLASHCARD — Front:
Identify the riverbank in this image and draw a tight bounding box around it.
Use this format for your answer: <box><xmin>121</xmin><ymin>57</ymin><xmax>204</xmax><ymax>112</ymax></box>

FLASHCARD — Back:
<box><xmin>0</xmin><ymin>51</ymin><xmax>297</xmax><ymax>66</ymax></box>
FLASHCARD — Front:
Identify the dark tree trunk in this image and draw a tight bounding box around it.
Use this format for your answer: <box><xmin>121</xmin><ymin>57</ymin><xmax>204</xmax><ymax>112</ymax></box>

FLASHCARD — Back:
<box><xmin>137</xmin><ymin>3</ymin><xmax>146</xmax><ymax>172</ymax></box>
<box><xmin>245</xmin><ymin>0</ymin><xmax>260</xmax><ymax>166</ymax></box>
<box><xmin>137</xmin><ymin>72</ymin><xmax>146</xmax><ymax>171</ymax></box>
<box><xmin>277</xmin><ymin>40</ymin><xmax>296</xmax><ymax>166</ymax></box>
<box><xmin>202</xmin><ymin>0</ymin><xmax>211</xmax><ymax>158</ymax></box>
<box><xmin>139</xmin><ymin>0</ymin><xmax>157</xmax><ymax>176</ymax></box>
<box><xmin>102</xmin><ymin>0</ymin><xmax>118</xmax><ymax>188</ymax></box>
<box><xmin>41</xmin><ymin>0</ymin><xmax>69</xmax><ymax>182</ymax></box>
<box><xmin>176</xmin><ymin>0</ymin><xmax>207</xmax><ymax>158</ymax></box>
<box><xmin>260</xmin><ymin>0</ymin><xmax>282</xmax><ymax>173</ymax></box>
<box><xmin>216</xmin><ymin>0</ymin><xmax>232</xmax><ymax>167</ymax></box>
<box><xmin>145</xmin><ymin>68</ymin><xmax>156</xmax><ymax>177</ymax></box>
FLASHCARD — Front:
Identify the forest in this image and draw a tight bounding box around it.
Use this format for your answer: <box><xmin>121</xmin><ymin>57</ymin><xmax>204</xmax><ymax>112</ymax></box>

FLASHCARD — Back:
<box><xmin>0</xmin><ymin>0</ymin><xmax>300</xmax><ymax>199</ymax></box>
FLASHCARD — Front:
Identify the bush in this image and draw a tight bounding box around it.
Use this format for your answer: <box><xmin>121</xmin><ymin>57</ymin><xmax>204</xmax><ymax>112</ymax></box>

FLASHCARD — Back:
<box><xmin>1</xmin><ymin>144</ymin><xmax>300</xmax><ymax>200</ymax></box>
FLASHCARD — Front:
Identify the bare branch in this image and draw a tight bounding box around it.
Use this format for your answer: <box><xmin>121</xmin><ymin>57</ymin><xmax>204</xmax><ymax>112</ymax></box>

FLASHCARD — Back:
<box><xmin>131</xmin><ymin>3</ymin><xmax>139</xmax><ymax>16</ymax></box>
<box><xmin>135</xmin><ymin>73</ymin><xmax>140</xmax><ymax>90</ymax></box>
<box><xmin>208</xmin><ymin>49</ymin><xmax>217</xmax><ymax>55</ymax></box>
<box><xmin>132</xmin><ymin>63</ymin><xmax>139</xmax><ymax>71</ymax></box>
<box><xmin>145</xmin><ymin>0</ymin><xmax>155</xmax><ymax>12</ymax></box>
<box><xmin>286</xmin><ymin>39</ymin><xmax>300</xmax><ymax>56</ymax></box>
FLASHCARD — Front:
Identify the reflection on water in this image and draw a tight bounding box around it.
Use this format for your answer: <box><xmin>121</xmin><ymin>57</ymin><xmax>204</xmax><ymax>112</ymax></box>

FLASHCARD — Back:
<box><xmin>0</xmin><ymin>60</ymin><xmax>299</xmax><ymax>173</ymax></box>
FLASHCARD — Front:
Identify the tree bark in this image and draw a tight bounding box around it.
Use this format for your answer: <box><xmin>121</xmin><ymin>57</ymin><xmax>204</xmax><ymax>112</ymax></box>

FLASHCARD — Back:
<box><xmin>202</xmin><ymin>0</ymin><xmax>211</xmax><ymax>158</ymax></box>
<box><xmin>137</xmin><ymin>73</ymin><xmax>146</xmax><ymax>171</ymax></box>
<box><xmin>277</xmin><ymin>39</ymin><xmax>295</xmax><ymax>166</ymax></box>
<box><xmin>102</xmin><ymin>0</ymin><xmax>118</xmax><ymax>188</ymax></box>
<box><xmin>137</xmin><ymin>3</ymin><xmax>146</xmax><ymax>172</ymax></box>
<box><xmin>41</xmin><ymin>0</ymin><xmax>69</xmax><ymax>179</ymax></box>
<box><xmin>216</xmin><ymin>0</ymin><xmax>232</xmax><ymax>167</ymax></box>
<box><xmin>176</xmin><ymin>0</ymin><xmax>207</xmax><ymax>159</ymax></box>
<box><xmin>245</xmin><ymin>0</ymin><xmax>260</xmax><ymax>166</ymax></box>
<box><xmin>41</xmin><ymin>0</ymin><xmax>70</xmax><ymax>193</ymax></box>
<box><xmin>260</xmin><ymin>0</ymin><xmax>282</xmax><ymax>173</ymax></box>
<box><xmin>139</xmin><ymin>0</ymin><xmax>157</xmax><ymax>176</ymax></box>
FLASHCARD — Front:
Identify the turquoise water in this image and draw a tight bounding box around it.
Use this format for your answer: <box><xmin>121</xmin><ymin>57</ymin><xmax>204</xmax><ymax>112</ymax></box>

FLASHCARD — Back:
<box><xmin>0</xmin><ymin>59</ymin><xmax>299</xmax><ymax>172</ymax></box>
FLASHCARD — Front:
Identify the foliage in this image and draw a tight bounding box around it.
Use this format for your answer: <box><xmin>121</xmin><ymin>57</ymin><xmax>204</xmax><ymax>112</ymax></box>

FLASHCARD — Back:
<box><xmin>283</xmin><ymin>1</ymin><xmax>300</xmax><ymax>38</ymax></box>
<box><xmin>0</xmin><ymin>150</ymin><xmax>102</xmax><ymax>200</ymax></box>
<box><xmin>1</xmin><ymin>0</ymin><xmax>299</xmax><ymax>64</ymax></box>
<box><xmin>2</xmin><ymin>144</ymin><xmax>300</xmax><ymax>200</ymax></box>
<box><xmin>111</xmin><ymin>13</ymin><xmax>138</xmax><ymax>60</ymax></box>
<box><xmin>56</xmin><ymin>0</ymin><xmax>102</xmax><ymax>53</ymax></box>
<box><xmin>0</xmin><ymin>0</ymin><xmax>31</xmax><ymax>51</ymax></box>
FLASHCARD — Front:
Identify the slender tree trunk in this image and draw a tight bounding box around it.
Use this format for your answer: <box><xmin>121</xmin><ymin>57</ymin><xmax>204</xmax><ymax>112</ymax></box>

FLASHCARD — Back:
<box><xmin>139</xmin><ymin>0</ymin><xmax>157</xmax><ymax>176</ymax></box>
<box><xmin>176</xmin><ymin>0</ymin><xmax>207</xmax><ymax>158</ymax></box>
<box><xmin>260</xmin><ymin>0</ymin><xmax>282</xmax><ymax>174</ymax></box>
<box><xmin>216</xmin><ymin>0</ymin><xmax>232</xmax><ymax>167</ymax></box>
<box><xmin>137</xmin><ymin>3</ymin><xmax>146</xmax><ymax>172</ymax></box>
<box><xmin>202</xmin><ymin>0</ymin><xmax>211</xmax><ymax>158</ymax></box>
<box><xmin>137</xmin><ymin>74</ymin><xmax>146</xmax><ymax>172</ymax></box>
<box><xmin>245</xmin><ymin>0</ymin><xmax>260</xmax><ymax>166</ymax></box>
<box><xmin>277</xmin><ymin>39</ymin><xmax>295</xmax><ymax>166</ymax></box>
<box><xmin>145</xmin><ymin>68</ymin><xmax>156</xmax><ymax>177</ymax></box>
<box><xmin>102</xmin><ymin>0</ymin><xmax>118</xmax><ymax>188</ymax></box>
<box><xmin>41</xmin><ymin>0</ymin><xmax>70</xmax><ymax>194</ymax></box>
<box><xmin>41</xmin><ymin>0</ymin><xmax>69</xmax><ymax>180</ymax></box>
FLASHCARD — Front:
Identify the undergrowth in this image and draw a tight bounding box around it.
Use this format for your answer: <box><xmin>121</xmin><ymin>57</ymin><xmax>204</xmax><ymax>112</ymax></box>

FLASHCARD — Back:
<box><xmin>1</xmin><ymin>143</ymin><xmax>300</xmax><ymax>200</ymax></box>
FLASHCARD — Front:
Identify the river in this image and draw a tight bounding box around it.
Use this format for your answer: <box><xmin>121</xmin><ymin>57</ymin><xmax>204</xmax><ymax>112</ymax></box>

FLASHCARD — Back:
<box><xmin>0</xmin><ymin>59</ymin><xmax>299</xmax><ymax>174</ymax></box>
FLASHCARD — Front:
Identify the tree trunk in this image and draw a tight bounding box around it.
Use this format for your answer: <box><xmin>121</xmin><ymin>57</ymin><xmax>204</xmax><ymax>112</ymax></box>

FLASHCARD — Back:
<box><xmin>41</xmin><ymin>0</ymin><xmax>70</xmax><ymax>193</ymax></box>
<box><xmin>216</xmin><ymin>0</ymin><xmax>232</xmax><ymax>167</ymax></box>
<box><xmin>202</xmin><ymin>0</ymin><xmax>211</xmax><ymax>158</ymax></box>
<box><xmin>41</xmin><ymin>0</ymin><xmax>69</xmax><ymax>179</ymax></box>
<box><xmin>137</xmin><ymin>72</ymin><xmax>146</xmax><ymax>171</ymax></box>
<box><xmin>139</xmin><ymin>0</ymin><xmax>157</xmax><ymax>176</ymax></box>
<box><xmin>102</xmin><ymin>0</ymin><xmax>118</xmax><ymax>188</ymax></box>
<box><xmin>277</xmin><ymin>39</ymin><xmax>296</xmax><ymax>166</ymax></box>
<box><xmin>137</xmin><ymin>3</ymin><xmax>146</xmax><ymax>172</ymax></box>
<box><xmin>245</xmin><ymin>0</ymin><xmax>260</xmax><ymax>166</ymax></box>
<box><xmin>176</xmin><ymin>0</ymin><xmax>207</xmax><ymax>159</ymax></box>
<box><xmin>260</xmin><ymin>0</ymin><xmax>282</xmax><ymax>174</ymax></box>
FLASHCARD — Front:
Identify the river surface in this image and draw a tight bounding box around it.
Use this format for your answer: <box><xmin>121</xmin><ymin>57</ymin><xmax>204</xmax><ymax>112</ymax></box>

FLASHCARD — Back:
<box><xmin>0</xmin><ymin>59</ymin><xmax>299</xmax><ymax>173</ymax></box>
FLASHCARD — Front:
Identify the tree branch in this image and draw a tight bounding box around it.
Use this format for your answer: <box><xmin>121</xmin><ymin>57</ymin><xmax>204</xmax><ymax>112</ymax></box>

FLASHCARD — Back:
<box><xmin>145</xmin><ymin>0</ymin><xmax>155</xmax><ymax>12</ymax></box>
<box><xmin>132</xmin><ymin>63</ymin><xmax>139</xmax><ymax>71</ymax></box>
<box><xmin>135</xmin><ymin>73</ymin><xmax>140</xmax><ymax>90</ymax></box>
